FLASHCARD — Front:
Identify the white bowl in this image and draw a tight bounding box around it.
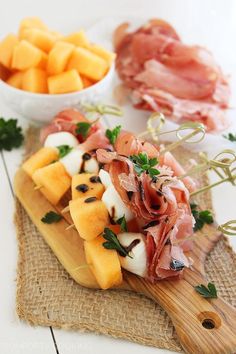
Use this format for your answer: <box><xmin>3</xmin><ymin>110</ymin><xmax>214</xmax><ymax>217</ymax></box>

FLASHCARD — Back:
<box><xmin>0</xmin><ymin>64</ymin><xmax>115</xmax><ymax>123</ymax></box>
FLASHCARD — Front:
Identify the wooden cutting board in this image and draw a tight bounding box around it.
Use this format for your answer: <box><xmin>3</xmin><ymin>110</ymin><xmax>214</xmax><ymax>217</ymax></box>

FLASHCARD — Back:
<box><xmin>14</xmin><ymin>168</ymin><xmax>236</xmax><ymax>354</ymax></box>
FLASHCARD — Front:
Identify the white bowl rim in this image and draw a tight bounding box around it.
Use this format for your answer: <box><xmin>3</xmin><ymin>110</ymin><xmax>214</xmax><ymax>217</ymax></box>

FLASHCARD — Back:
<box><xmin>0</xmin><ymin>63</ymin><xmax>115</xmax><ymax>99</ymax></box>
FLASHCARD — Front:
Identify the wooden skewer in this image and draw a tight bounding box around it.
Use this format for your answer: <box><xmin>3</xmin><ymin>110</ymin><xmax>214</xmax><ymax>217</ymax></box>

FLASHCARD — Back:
<box><xmin>34</xmin><ymin>185</ymin><xmax>43</xmax><ymax>190</ymax></box>
<box><xmin>61</xmin><ymin>205</ymin><xmax>70</xmax><ymax>214</ymax></box>
<box><xmin>65</xmin><ymin>223</ymin><xmax>75</xmax><ymax>231</ymax></box>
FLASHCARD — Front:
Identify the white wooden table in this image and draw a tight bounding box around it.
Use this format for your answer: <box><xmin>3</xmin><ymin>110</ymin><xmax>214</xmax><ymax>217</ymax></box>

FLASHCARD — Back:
<box><xmin>1</xmin><ymin>1</ymin><xmax>236</xmax><ymax>353</ymax></box>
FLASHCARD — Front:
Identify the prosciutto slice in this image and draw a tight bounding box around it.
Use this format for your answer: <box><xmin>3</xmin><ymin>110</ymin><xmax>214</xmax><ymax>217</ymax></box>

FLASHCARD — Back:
<box><xmin>115</xmin><ymin>19</ymin><xmax>230</xmax><ymax>132</ymax></box>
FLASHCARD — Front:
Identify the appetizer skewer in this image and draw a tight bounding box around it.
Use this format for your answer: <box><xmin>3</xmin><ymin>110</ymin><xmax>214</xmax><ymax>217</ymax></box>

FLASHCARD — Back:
<box><xmin>21</xmin><ymin>107</ymin><xmax>236</xmax><ymax>290</ymax></box>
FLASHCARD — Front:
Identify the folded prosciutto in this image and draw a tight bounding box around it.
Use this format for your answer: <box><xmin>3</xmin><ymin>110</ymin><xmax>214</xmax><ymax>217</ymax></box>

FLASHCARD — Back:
<box><xmin>97</xmin><ymin>129</ymin><xmax>195</xmax><ymax>282</ymax></box>
<box><xmin>114</xmin><ymin>19</ymin><xmax>230</xmax><ymax>132</ymax></box>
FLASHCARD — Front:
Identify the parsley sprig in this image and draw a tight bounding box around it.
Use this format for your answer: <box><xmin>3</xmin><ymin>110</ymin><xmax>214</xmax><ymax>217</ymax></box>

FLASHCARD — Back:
<box><xmin>190</xmin><ymin>203</ymin><xmax>214</xmax><ymax>231</ymax></box>
<box><xmin>57</xmin><ymin>145</ymin><xmax>73</xmax><ymax>158</ymax></box>
<box><xmin>194</xmin><ymin>282</ymin><xmax>218</xmax><ymax>298</ymax></box>
<box><xmin>223</xmin><ymin>132</ymin><xmax>236</xmax><ymax>142</ymax></box>
<box><xmin>76</xmin><ymin>122</ymin><xmax>91</xmax><ymax>138</ymax></box>
<box><xmin>130</xmin><ymin>152</ymin><xmax>160</xmax><ymax>178</ymax></box>
<box><xmin>102</xmin><ymin>227</ymin><xmax>131</xmax><ymax>257</ymax></box>
<box><xmin>105</xmin><ymin>125</ymin><xmax>121</xmax><ymax>145</ymax></box>
<box><xmin>116</xmin><ymin>215</ymin><xmax>128</xmax><ymax>232</ymax></box>
<box><xmin>41</xmin><ymin>211</ymin><xmax>62</xmax><ymax>224</ymax></box>
<box><xmin>0</xmin><ymin>118</ymin><xmax>24</xmax><ymax>151</ymax></box>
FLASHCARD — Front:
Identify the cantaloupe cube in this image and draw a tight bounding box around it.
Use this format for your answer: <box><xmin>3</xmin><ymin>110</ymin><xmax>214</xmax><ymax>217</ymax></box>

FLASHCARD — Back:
<box><xmin>48</xmin><ymin>69</ymin><xmax>83</xmax><ymax>94</ymax></box>
<box><xmin>67</xmin><ymin>47</ymin><xmax>108</xmax><ymax>81</ymax></box>
<box><xmin>84</xmin><ymin>236</ymin><xmax>123</xmax><ymax>289</ymax></box>
<box><xmin>37</xmin><ymin>52</ymin><xmax>48</xmax><ymax>70</ymax></box>
<box><xmin>71</xmin><ymin>173</ymin><xmax>105</xmax><ymax>200</ymax></box>
<box><xmin>6</xmin><ymin>72</ymin><xmax>24</xmax><ymax>89</ymax></box>
<box><xmin>64</xmin><ymin>30</ymin><xmax>89</xmax><ymax>47</ymax></box>
<box><xmin>22</xmin><ymin>68</ymin><xmax>48</xmax><ymax>93</ymax></box>
<box><xmin>12</xmin><ymin>40</ymin><xmax>43</xmax><ymax>70</ymax></box>
<box><xmin>81</xmin><ymin>75</ymin><xmax>94</xmax><ymax>88</ymax></box>
<box><xmin>69</xmin><ymin>197</ymin><xmax>109</xmax><ymax>241</ymax></box>
<box><xmin>0</xmin><ymin>63</ymin><xmax>10</xmax><ymax>81</ymax></box>
<box><xmin>32</xmin><ymin>161</ymin><xmax>71</xmax><ymax>205</ymax></box>
<box><xmin>47</xmin><ymin>41</ymin><xmax>74</xmax><ymax>75</ymax></box>
<box><xmin>20</xmin><ymin>28</ymin><xmax>56</xmax><ymax>52</ymax></box>
<box><xmin>0</xmin><ymin>34</ymin><xmax>18</xmax><ymax>69</ymax></box>
<box><xmin>19</xmin><ymin>17</ymin><xmax>48</xmax><ymax>36</ymax></box>
<box><xmin>22</xmin><ymin>147</ymin><xmax>59</xmax><ymax>177</ymax></box>
<box><xmin>89</xmin><ymin>44</ymin><xmax>116</xmax><ymax>65</ymax></box>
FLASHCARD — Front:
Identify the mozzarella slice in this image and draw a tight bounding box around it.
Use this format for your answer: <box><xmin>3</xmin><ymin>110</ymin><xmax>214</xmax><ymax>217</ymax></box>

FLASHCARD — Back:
<box><xmin>102</xmin><ymin>184</ymin><xmax>133</xmax><ymax>221</ymax></box>
<box><xmin>84</xmin><ymin>157</ymin><xmax>99</xmax><ymax>174</ymax></box>
<box><xmin>44</xmin><ymin>132</ymin><xmax>78</xmax><ymax>149</ymax></box>
<box><xmin>60</xmin><ymin>148</ymin><xmax>84</xmax><ymax>177</ymax></box>
<box><xmin>117</xmin><ymin>232</ymin><xmax>147</xmax><ymax>277</ymax></box>
<box><xmin>99</xmin><ymin>169</ymin><xmax>112</xmax><ymax>189</ymax></box>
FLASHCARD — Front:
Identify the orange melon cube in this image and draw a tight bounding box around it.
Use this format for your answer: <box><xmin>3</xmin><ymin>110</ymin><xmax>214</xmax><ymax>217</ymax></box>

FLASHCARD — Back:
<box><xmin>0</xmin><ymin>63</ymin><xmax>11</xmax><ymax>81</ymax></box>
<box><xmin>69</xmin><ymin>197</ymin><xmax>109</xmax><ymax>241</ymax></box>
<box><xmin>89</xmin><ymin>44</ymin><xmax>116</xmax><ymax>65</ymax></box>
<box><xmin>6</xmin><ymin>72</ymin><xmax>24</xmax><ymax>89</ymax></box>
<box><xmin>37</xmin><ymin>52</ymin><xmax>48</xmax><ymax>70</ymax></box>
<box><xmin>32</xmin><ymin>161</ymin><xmax>71</xmax><ymax>205</ymax></box>
<box><xmin>48</xmin><ymin>69</ymin><xmax>83</xmax><ymax>94</ymax></box>
<box><xmin>81</xmin><ymin>75</ymin><xmax>94</xmax><ymax>88</ymax></box>
<box><xmin>67</xmin><ymin>47</ymin><xmax>108</xmax><ymax>81</ymax></box>
<box><xmin>64</xmin><ymin>30</ymin><xmax>89</xmax><ymax>47</ymax></box>
<box><xmin>22</xmin><ymin>147</ymin><xmax>59</xmax><ymax>177</ymax></box>
<box><xmin>22</xmin><ymin>68</ymin><xmax>48</xmax><ymax>93</ymax></box>
<box><xmin>20</xmin><ymin>28</ymin><xmax>56</xmax><ymax>53</ymax></box>
<box><xmin>71</xmin><ymin>173</ymin><xmax>105</xmax><ymax>200</ymax></box>
<box><xmin>12</xmin><ymin>40</ymin><xmax>43</xmax><ymax>70</ymax></box>
<box><xmin>84</xmin><ymin>236</ymin><xmax>123</xmax><ymax>289</ymax></box>
<box><xmin>19</xmin><ymin>17</ymin><xmax>48</xmax><ymax>36</ymax></box>
<box><xmin>0</xmin><ymin>34</ymin><xmax>18</xmax><ymax>69</ymax></box>
<box><xmin>47</xmin><ymin>41</ymin><xmax>74</xmax><ymax>75</ymax></box>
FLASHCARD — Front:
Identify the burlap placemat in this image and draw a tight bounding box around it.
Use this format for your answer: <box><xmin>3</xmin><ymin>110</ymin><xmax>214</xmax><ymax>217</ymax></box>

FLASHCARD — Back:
<box><xmin>15</xmin><ymin>128</ymin><xmax>236</xmax><ymax>353</ymax></box>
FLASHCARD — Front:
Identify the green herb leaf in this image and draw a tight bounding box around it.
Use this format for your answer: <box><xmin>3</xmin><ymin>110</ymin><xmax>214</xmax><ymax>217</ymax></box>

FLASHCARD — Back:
<box><xmin>102</xmin><ymin>227</ymin><xmax>131</xmax><ymax>257</ymax></box>
<box><xmin>76</xmin><ymin>122</ymin><xmax>91</xmax><ymax>138</ymax></box>
<box><xmin>223</xmin><ymin>132</ymin><xmax>236</xmax><ymax>142</ymax></box>
<box><xmin>41</xmin><ymin>211</ymin><xmax>62</xmax><ymax>224</ymax></box>
<box><xmin>116</xmin><ymin>215</ymin><xmax>128</xmax><ymax>232</ymax></box>
<box><xmin>105</xmin><ymin>125</ymin><xmax>121</xmax><ymax>145</ymax></box>
<box><xmin>190</xmin><ymin>203</ymin><xmax>214</xmax><ymax>231</ymax></box>
<box><xmin>0</xmin><ymin>118</ymin><xmax>24</xmax><ymax>151</ymax></box>
<box><xmin>194</xmin><ymin>282</ymin><xmax>218</xmax><ymax>298</ymax></box>
<box><xmin>57</xmin><ymin>145</ymin><xmax>73</xmax><ymax>158</ymax></box>
<box><xmin>130</xmin><ymin>152</ymin><xmax>160</xmax><ymax>178</ymax></box>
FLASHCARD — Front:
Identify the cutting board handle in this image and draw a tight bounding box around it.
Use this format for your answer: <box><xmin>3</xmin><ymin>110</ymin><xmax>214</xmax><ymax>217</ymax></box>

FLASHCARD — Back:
<box><xmin>126</xmin><ymin>272</ymin><xmax>236</xmax><ymax>354</ymax></box>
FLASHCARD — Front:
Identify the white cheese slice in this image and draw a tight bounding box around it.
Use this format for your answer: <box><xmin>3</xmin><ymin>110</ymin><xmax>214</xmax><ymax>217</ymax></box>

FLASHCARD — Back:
<box><xmin>84</xmin><ymin>157</ymin><xmax>99</xmax><ymax>174</ymax></box>
<box><xmin>117</xmin><ymin>232</ymin><xmax>147</xmax><ymax>277</ymax></box>
<box><xmin>44</xmin><ymin>132</ymin><xmax>78</xmax><ymax>149</ymax></box>
<box><xmin>60</xmin><ymin>148</ymin><xmax>84</xmax><ymax>177</ymax></box>
<box><xmin>102</xmin><ymin>184</ymin><xmax>133</xmax><ymax>221</ymax></box>
<box><xmin>99</xmin><ymin>169</ymin><xmax>112</xmax><ymax>189</ymax></box>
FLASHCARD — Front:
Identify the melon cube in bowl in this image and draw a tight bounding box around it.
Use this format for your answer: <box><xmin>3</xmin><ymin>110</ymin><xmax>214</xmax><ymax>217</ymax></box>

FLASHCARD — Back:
<box><xmin>48</xmin><ymin>69</ymin><xmax>83</xmax><ymax>94</ymax></box>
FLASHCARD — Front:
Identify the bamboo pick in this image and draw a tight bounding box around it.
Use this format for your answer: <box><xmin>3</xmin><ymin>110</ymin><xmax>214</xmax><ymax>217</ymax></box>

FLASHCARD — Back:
<box><xmin>65</xmin><ymin>224</ymin><xmax>75</xmax><ymax>231</ymax></box>
<box><xmin>61</xmin><ymin>205</ymin><xmax>70</xmax><ymax>214</ymax></box>
<box><xmin>34</xmin><ymin>185</ymin><xmax>42</xmax><ymax>190</ymax></box>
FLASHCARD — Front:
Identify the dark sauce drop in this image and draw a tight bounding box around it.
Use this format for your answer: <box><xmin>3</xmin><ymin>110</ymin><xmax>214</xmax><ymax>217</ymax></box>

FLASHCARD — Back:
<box><xmin>127</xmin><ymin>191</ymin><xmax>133</xmax><ymax>201</ymax></box>
<box><xmin>170</xmin><ymin>259</ymin><xmax>185</xmax><ymax>271</ymax></box>
<box><xmin>90</xmin><ymin>176</ymin><xmax>101</xmax><ymax>183</ymax></box>
<box><xmin>82</xmin><ymin>153</ymin><xmax>91</xmax><ymax>161</ymax></box>
<box><xmin>124</xmin><ymin>239</ymin><xmax>140</xmax><ymax>254</ymax></box>
<box><xmin>76</xmin><ymin>184</ymin><xmax>89</xmax><ymax>193</ymax></box>
<box><xmin>84</xmin><ymin>197</ymin><xmax>97</xmax><ymax>203</ymax></box>
<box><xmin>143</xmin><ymin>220</ymin><xmax>159</xmax><ymax>229</ymax></box>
